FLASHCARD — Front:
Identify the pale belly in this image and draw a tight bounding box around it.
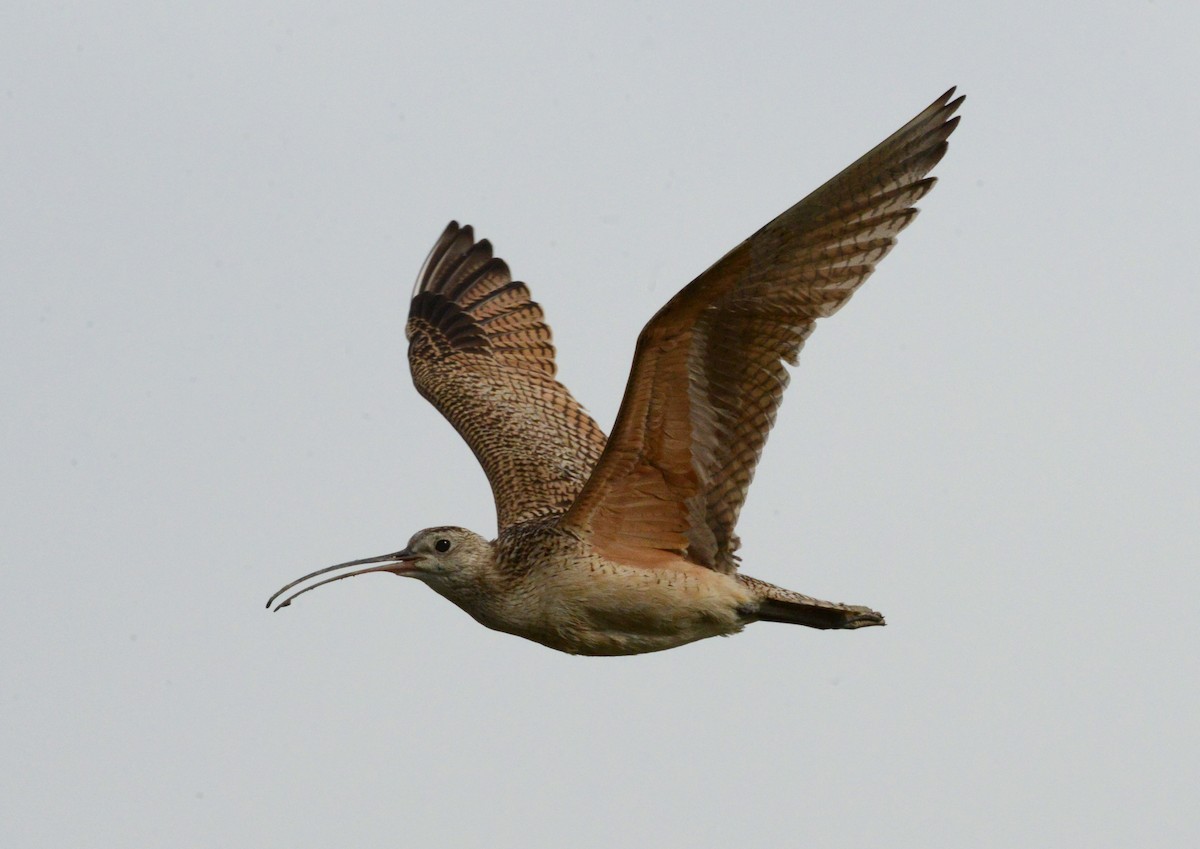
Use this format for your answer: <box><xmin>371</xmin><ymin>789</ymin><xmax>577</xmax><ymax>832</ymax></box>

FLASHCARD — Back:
<box><xmin>494</xmin><ymin>559</ymin><xmax>757</xmax><ymax>656</ymax></box>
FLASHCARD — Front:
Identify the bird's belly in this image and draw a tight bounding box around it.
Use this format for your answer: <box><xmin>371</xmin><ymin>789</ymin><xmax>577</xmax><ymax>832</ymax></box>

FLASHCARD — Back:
<box><xmin>507</xmin><ymin>559</ymin><xmax>755</xmax><ymax>656</ymax></box>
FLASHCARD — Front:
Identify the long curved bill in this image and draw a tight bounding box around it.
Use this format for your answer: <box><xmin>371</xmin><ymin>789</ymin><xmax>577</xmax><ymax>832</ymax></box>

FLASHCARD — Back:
<box><xmin>266</xmin><ymin>549</ymin><xmax>419</xmax><ymax>612</ymax></box>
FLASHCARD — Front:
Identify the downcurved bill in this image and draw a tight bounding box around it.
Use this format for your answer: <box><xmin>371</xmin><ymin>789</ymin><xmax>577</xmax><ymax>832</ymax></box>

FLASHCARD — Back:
<box><xmin>266</xmin><ymin>549</ymin><xmax>419</xmax><ymax>612</ymax></box>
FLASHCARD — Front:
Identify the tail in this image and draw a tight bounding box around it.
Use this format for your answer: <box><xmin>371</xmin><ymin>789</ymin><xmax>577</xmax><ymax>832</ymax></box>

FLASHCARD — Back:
<box><xmin>738</xmin><ymin>575</ymin><xmax>885</xmax><ymax>630</ymax></box>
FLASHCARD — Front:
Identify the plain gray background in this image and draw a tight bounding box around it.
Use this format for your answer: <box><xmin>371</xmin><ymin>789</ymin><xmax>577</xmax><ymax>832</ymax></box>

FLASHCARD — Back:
<box><xmin>3</xmin><ymin>2</ymin><xmax>1197</xmax><ymax>847</ymax></box>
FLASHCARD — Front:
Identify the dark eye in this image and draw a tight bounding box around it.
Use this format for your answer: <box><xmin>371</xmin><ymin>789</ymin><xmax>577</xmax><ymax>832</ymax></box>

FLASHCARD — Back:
<box><xmin>434</xmin><ymin>538</ymin><xmax>451</xmax><ymax>553</ymax></box>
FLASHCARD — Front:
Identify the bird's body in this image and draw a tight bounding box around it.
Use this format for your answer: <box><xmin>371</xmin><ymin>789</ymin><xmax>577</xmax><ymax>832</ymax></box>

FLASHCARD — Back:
<box><xmin>269</xmin><ymin>89</ymin><xmax>964</xmax><ymax>655</ymax></box>
<box><xmin>434</xmin><ymin>520</ymin><xmax>756</xmax><ymax>656</ymax></box>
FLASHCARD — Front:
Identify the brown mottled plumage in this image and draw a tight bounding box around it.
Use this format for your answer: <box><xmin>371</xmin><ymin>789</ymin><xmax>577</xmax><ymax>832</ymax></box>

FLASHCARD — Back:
<box><xmin>268</xmin><ymin>89</ymin><xmax>963</xmax><ymax>655</ymax></box>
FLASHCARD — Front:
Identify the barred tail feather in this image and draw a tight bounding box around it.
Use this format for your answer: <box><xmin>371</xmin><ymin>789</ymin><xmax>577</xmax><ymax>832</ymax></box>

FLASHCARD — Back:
<box><xmin>739</xmin><ymin>575</ymin><xmax>885</xmax><ymax>630</ymax></box>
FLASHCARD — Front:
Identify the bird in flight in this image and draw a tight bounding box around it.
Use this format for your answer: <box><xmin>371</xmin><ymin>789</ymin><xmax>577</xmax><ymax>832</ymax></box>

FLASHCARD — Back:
<box><xmin>268</xmin><ymin>88</ymin><xmax>963</xmax><ymax>655</ymax></box>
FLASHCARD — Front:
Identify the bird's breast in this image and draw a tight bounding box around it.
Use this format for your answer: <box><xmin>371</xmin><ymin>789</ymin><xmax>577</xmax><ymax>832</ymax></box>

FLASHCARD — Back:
<box><xmin>490</xmin><ymin>550</ymin><xmax>755</xmax><ymax>656</ymax></box>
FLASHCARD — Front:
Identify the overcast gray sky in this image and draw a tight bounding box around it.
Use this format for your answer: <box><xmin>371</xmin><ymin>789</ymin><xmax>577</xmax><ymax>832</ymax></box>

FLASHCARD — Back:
<box><xmin>3</xmin><ymin>2</ymin><xmax>1197</xmax><ymax>847</ymax></box>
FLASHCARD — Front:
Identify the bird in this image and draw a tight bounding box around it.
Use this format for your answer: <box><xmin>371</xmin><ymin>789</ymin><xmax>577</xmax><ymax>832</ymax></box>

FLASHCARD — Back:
<box><xmin>267</xmin><ymin>88</ymin><xmax>963</xmax><ymax>656</ymax></box>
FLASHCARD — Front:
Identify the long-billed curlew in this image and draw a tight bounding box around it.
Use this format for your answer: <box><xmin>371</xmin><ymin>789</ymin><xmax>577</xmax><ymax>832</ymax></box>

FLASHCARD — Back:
<box><xmin>267</xmin><ymin>89</ymin><xmax>963</xmax><ymax>655</ymax></box>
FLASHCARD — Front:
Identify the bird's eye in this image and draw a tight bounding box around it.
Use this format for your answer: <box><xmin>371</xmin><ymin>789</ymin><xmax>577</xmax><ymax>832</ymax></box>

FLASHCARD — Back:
<box><xmin>434</xmin><ymin>538</ymin><xmax>451</xmax><ymax>553</ymax></box>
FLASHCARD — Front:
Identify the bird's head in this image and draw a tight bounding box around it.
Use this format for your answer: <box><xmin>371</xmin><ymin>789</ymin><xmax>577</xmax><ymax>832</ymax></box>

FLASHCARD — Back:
<box><xmin>267</xmin><ymin>526</ymin><xmax>493</xmax><ymax>611</ymax></box>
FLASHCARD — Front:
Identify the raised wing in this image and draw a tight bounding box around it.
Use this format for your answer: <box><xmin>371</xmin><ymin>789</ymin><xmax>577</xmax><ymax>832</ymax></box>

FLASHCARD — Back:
<box><xmin>407</xmin><ymin>223</ymin><xmax>607</xmax><ymax>530</ymax></box>
<box><xmin>561</xmin><ymin>88</ymin><xmax>963</xmax><ymax>571</ymax></box>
